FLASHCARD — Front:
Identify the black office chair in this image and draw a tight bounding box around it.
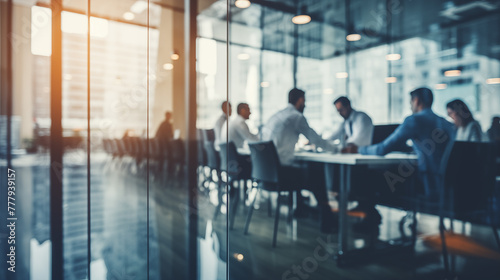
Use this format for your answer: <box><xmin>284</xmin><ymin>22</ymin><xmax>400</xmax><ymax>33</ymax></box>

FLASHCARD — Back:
<box><xmin>403</xmin><ymin>141</ymin><xmax>499</xmax><ymax>276</ymax></box>
<box><xmin>197</xmin><ymin>129</ymin><xmax>209</xmax><ymax>187</ymax></box>
<box><xmin>372</xmin><ymin>124</ymin><xmax>412</xmax><ymax>152</ymax></box>
<box><xmin>200</xmin><ymin>129</ymin><xmax>223</xmax><ymax>217</ymax></box>
<box><xmin>219</xmin><ymin>142</ymin><xmax>252</xmax><ymax>229</ymax></box>
<box><xmin>168</xmin><ymin>138</ymin><xmax>185</xmax><ymax>176</ymax></box>
<box><xmin>244</xmin><ymin>141</ymin><xmax>300</xmax><ymax>248</ymax></box>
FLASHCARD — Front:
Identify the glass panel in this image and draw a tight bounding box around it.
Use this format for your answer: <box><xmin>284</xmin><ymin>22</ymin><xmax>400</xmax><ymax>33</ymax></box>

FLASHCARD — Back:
<box><xmin>197</xmin><ymin>1</ymin><xmax>230</xmax><ymax>279</ymax></box>
<box><xmin>0</xmin><ymin>2</ymin><xmax>52</xmax><ymax>279</ymax></box>
<box><xmin>86</xmin><ymin>0</ymin><xmax>151</xmax><ymax>279</ymax></box>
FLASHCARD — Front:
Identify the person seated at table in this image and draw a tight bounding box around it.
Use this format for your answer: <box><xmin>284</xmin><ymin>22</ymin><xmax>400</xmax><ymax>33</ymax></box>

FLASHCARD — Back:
<box><xmin>487</xmin><ymin>116</ymin><xmax>500</xmax><ymax>142</ymax></box>
<box><xmin>446</xmin><ymin>99</ymin><xmax>483</xmax><ymax>142</ymax></box>
<box><xmin>221</xmin><ymin>103</ymin><xmax>259</xmax><ymax>149</ymax></box>
<box><xmin>214</xmin><ymin>101</ymin><xmax>232</xmax><ymax>150</ymax></box>
<box><xmin>326</xmin><ymin>96</ymin><xmax>374</xmax><ymax>225</ymax></box>
<box><xmin>328</xmin><ymin>96</ymin><xmax>374</xmax><ymax>146</ymax></box>
<box><xmin>343</xmin><ymin>87</ymin><xmax>455</xmax><ymax>231</ymax></box>
<box><xmin>262</xmin><ymin>88</ymin><xmax>336</xmax><ymax>233</ymax></box>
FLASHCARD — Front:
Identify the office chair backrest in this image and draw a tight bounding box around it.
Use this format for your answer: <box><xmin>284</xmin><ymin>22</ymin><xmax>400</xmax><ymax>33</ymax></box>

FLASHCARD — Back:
<box><xmin>202</xmin><ymin>129</ymin><xmax>216</xmax><ymax>143</ymax></box>
<box><xmin>248</xmin><ymin>141</ymin><xmax>280</xmax><ymax>183</ymax></box>
<box><xmin>219</xmin><ymin>142</ymin><xmax>240</xmax><ymax>177</ymax></box>
<box><xmin>196</xmin><ymin>129</ymin><xmax>207</xmax><ymax>166</ymax></box>
<box><xmin>372</xmin><ymin>124</ymin><xmax>412</xmax><ymax>152</ymax></box>
<box><xmin>169</xmin><ymin>138</ymin><xmax>185</xmax><ymax>163</ymax></box>
<box><xmin>201</xmin><ymin>129</ymin><xmax>220</xmax><ymax>169</ymax></box>
<box><xmin>372</xmin><ymin>124</ymin><xmax>399</xmax><ymax>144</ymax></box>
<box><xmin>444</xmin><ymin>141</ymin><xmax>497</xmax><ymax>217</ymax></box>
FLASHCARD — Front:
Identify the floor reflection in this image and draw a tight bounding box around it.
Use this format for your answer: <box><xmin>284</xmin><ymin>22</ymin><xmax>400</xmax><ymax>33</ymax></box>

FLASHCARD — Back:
<box><xmin>2</xmin><ymin>152</ymin><xmax>500</xmax><ymax>280</ymax></box>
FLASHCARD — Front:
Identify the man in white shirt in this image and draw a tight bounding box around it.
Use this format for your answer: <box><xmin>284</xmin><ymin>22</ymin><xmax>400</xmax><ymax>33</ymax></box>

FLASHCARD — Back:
<box><xmin>262</xmin><ymin>89</ymin><xmax>332</xmax><ymax>166</ymax></box>
<box><xmin>327</xmin><ymin>96</ymin><xmax>376</xmax><ymax>231</ymax></box>
<box><xmin>262</xmin><ymin>88</ymin><xmax>336</xmax><ymax>233</ymax></box>
<box><xmin>221</xmin><ymin>103</ymin><xmax>259</xmax><ymax>148</ymax></box>
<box><xmin>213</xmin><ymin>101</ymin><xmax>232</xmax><ymax>150</ymax></box>
<box><xmin>328</xmin><ymin>96</ymin><xmax>374</xmax><ymax>146</ymax></box>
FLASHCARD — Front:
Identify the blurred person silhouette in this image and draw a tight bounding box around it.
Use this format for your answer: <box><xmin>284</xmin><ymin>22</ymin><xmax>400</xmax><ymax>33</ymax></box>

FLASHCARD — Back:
<box><xmin>221</xmin><ymin>103</ymin><xmax>259</xmax><ymax>149</ymax></box>
<box><xmin>446</xmin><ymin>99</ymin><xmax>483</xmax><ymax>142</ymax></box>
<box><xmin>487</xmin><ymin>116</ymin><xmax>500</xmax><ymax>142</ymax></box>
<box><xmin>343</xmin><ymin>88</ymin><xmax>455</xmax><ymax>232</ymax></box>
<box><xmin>155</xmin><ymin>111</ymin><xmax>174</xmax><ymax>142</ymax></box>
<box><xmin>214</xmin><ymin>101</ymin><xmax>232</xmax><ymax>150</ymax></box>
<box><xmin>262</xmin><ymin>88</ymin><xmax>336</xmax><ymax>233</ymax></box>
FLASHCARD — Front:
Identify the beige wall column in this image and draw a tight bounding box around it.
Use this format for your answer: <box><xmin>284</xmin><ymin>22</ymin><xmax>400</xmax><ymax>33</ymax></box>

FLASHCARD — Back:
<box><xmin>153</xmin><ymin>7</ymin><xmax>186</xmax><ymax>139</ymax></box>
<box><xmin>12</xmin><ymin>4</ymin><xmax>34</xmax><ymax>143</ymax></box>
<box><xmin>152</xmin><ymin>7</ymin><xmax>174</xmax><ymax>136</ymax></box>
<box><xmin>172</xmin><ymin>9</ymin><xmax>186</xmax><ymax>138</ymax></box>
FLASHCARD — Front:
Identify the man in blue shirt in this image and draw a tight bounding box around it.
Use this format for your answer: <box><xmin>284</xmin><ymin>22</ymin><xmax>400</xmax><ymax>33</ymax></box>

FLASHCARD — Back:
<box><xmin>343</xmin><ymin>87</ymin><xmax>455</xmax><ymax>230</ymax></box>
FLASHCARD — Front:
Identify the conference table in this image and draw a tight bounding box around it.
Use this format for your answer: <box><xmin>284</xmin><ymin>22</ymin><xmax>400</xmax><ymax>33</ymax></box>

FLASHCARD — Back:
<box><xmin>294</xmin><ymin>151</ymin><xmax>418</xmax><ymax>266</ymax></box>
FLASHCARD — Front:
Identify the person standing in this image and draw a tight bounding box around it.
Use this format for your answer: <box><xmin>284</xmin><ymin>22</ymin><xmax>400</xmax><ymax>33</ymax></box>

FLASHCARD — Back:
<box><xmin>155</xmin><ymin>111</ymin><xmax>174</xmax><ymax>142</ymax></box>
<box><xmin>262</xmin><ymin>88</ymin><xmax>336</xmax><ymax>233</ymax></box>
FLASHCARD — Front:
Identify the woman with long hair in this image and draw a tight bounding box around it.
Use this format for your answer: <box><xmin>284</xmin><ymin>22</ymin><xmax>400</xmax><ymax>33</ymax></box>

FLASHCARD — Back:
<box><xmin>446</xmin><ymin>99</ymin><xmax>483</xmax><ymax>142</ymax></box>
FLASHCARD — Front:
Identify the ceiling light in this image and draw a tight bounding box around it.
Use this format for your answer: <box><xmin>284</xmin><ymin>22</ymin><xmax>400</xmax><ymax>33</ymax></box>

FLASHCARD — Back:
<box><xmin>292</xmin><ymin>5</ymin><xmax>311</xmax><ymax>25</ymax></box>
<box><xmin>346</xmin><ymin>34</ymin><xmax>361</xmax><ymax>41</ymax></box>
<box><xmin>171</xmin><ymin>53</ymin><xmax>180</xmax><ymax>61</ymax></box>
<box><xmin>444</xmin><ymin>70</ymin><xmax>461</xmax><ymax>77</ymax></box>
<box><xmin>435</xmin><ymin>83</ymin><xmax>447</xmax><ymax>90</ymax></box>
<box><xmin>386</xmin><ymin>53</ymin><xmax>401</xmax><ymax>61</ymax></box>
<box><xmin>123</xmin><ymin>12</ymin><xmax>135</xmax><ymax>21</ymax></box>
<box><xmin>260</xmin><ymin>81</ymin><xmax>270</xmax><ymax>88</ymax></box>
<box><xmin>130</xmin><ymin>1</ymin><xmax>148</xmax><ymax>14</ymax></box>
<box><xmin>385</xmin><ymin>77</ymin><xmax>397</xmax><ymax>83</ymax></box>
<box><xmin>336</xmin><ymin>72</ymin><xmax>348</xmax><ymax>79</ymax></box>
<box><xmin>292</xmin><ymin>15</ymin><xmax>311</xmax><ymax>24</ymax></box>
<box><xmin>163</xmin><ymin>63</ymin><xmax>173</xmax><ymax>70</ymax></box>
<box><xmin>235</xmin><ymin>0</ymin><xmax>251</xmax><ymax>9</ymax></box>
<box><xmin>486</xmin><ymin>78</ymin><xmax>500</xmax><ymax>84</ymax></box>
<box><xmin>233</xmin><ymin>253</ymin><xmax>244</xmax><ymax>261</ymax></box>
<box><xmin>292</xmin><ymin>15</ymin><xmax>311</xmax><ymax>25</ymax></box>
<box><xmin>237</xmin><ymin>53</ymin><xmax>250</xmax><ymax>60</ymax></box>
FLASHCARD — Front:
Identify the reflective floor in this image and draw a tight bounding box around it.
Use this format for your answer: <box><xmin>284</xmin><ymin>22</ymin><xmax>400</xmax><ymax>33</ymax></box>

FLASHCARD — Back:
<box><xmin>1</xmin><ymin>152</ymin><xmax>500</xmax><ymax>280</ymax></box>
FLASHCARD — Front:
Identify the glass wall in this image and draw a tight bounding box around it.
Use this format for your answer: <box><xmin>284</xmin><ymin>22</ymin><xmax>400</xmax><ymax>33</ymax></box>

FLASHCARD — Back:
<box><xmin>1</xmin><ymin>0</ymin><xmax>500</xmax><ymax>280</ymax></box>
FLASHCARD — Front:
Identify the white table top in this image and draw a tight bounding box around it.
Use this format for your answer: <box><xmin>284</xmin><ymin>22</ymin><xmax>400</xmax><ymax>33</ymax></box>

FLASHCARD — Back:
<box><xmin>238</xmin><ymin>148</ymin><xmax>418</xmax><ymax>165</ymax></box>
<box><xmin>293</xmin><ymin>151</ymin><xmax>418</xmax><ymax>165</ymax></box>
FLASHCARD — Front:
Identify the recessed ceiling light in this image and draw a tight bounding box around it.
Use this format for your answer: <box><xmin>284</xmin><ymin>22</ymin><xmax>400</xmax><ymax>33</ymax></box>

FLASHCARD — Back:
<box><xmin>233</xmin><ymin>253</ymin><xmax>244</xmax><ymax>261</ymax></box>
<box><xmin>386</xmin><ymin>53</ymin><xmax>401</xmax><ymax>61</ymax></box>
<box><xmin>435</xmin><ymin>83</ymin><xmax>447</xmax><ymax>90</ymax></box>
<box><xmin>336</xmin><ymin>72</ymin><xmax>348</xmax><ymax>79</ymax></box>
<box><xmin>292</xmin><ymin>14</ymin><xmax>311</xmax><ymax>25</ymax></box>
<box><xmin>260</xmin><ymin>81</ymin><xmax>270</xmax><ymax>87</ymax></box>
<box><xmin>235</xmin><ymin>0</ymin><xmax>251</xmax><ymax>9</ymax></box>
<box><xmin>346</xmin><ymin>34</ymin><xmax>361</xmax><ymax>41</ymax></box>
<box><xmin>444</xmin><ymin>70</ymin><xmax>461</xmax><ymax>77</ymax></box>
<box><xmin>123</xmin><ymin>12</ymin><xmax>135</xmax><ymax>21</ymax></box>
<box><xmin>171</xmin><ymin>53</ymin><xmax>180</xmax><ymax>61</ymax></box>
<box><xmin>486</xmin><ymin>78</ymin><xmax>500</xmax><ymax>84</ymax></box>
<box><xmin>237</xmin><ymin>53</ymin><xmax>250</xmax><ymax>60</ymax></box>
<box><xmin>385</xmin><ymin>77</ymin><xmax>397</xmax><ymax>83</ymax></box>
<box><xmin>163</xmin><ymin>63</ymin><xmax>173</xmax><ymax>70</ymax></box>
<box><xmin>130</xmin><ymin>1</ymin><xmax>148</xmax><ymax>14</ymax></box>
